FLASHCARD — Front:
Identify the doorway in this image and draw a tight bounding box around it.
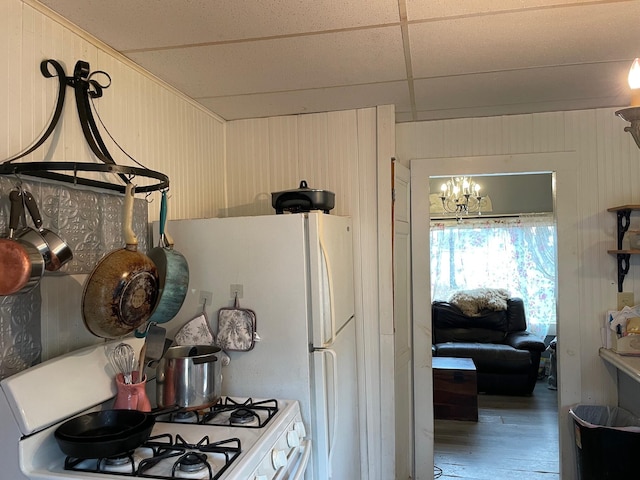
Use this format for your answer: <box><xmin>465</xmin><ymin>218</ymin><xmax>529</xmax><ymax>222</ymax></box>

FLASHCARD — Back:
<box><xmin>429</xmin><ymin>172</ymin><xmax>558</xmax><ymax>478</ymax></box>
<box><xmin>410</xmin><ymin>153</ymin><xmax>580</xmax><ymax>480</ymax></box>
<box><xmin>429</xmin><ymin>173</ymin><xmax>556</xmax><ymax>340</ymax></box>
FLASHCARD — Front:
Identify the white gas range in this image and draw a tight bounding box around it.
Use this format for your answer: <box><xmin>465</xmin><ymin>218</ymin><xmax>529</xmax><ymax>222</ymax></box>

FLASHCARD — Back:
<box><xmin>0</xmin><ymin>338</ymin><xmax>310</xmax><ymax>480</ymax></box>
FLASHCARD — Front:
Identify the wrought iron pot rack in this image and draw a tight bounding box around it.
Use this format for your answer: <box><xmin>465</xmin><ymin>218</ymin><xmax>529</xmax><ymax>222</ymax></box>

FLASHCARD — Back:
<box><xmin>0</xmin><ymin>59</ymin><xmax>169</xmax><ymax>194</ymax></box>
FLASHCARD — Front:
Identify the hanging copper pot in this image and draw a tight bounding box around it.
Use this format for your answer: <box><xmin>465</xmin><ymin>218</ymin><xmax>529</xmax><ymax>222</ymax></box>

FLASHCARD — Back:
<box><xmin>0</xmin><ymin>190</ymin><xmax>44</xmax><ymax>295</ymax></box>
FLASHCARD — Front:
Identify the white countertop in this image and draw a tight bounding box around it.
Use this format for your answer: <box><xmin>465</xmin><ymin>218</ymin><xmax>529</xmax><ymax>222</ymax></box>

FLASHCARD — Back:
<box><xmin>599</xmin><ymin>347</ymin><xmax>640</xmax><ymax>383</ymax></box>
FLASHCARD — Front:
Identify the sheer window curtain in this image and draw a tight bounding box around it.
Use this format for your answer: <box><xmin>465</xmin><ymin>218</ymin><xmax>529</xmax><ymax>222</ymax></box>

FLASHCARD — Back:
<box><xmin>430</xmin><ymin>214</ymin><xmax>557</xmax><ymax>339</ymax></box>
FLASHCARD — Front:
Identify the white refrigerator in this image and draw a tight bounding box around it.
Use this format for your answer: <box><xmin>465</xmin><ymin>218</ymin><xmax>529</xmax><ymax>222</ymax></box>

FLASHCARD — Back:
<box><xmin>156</xmin><ymin>212</ymin><xmax>360</xmax><ymax>480</ymax></box>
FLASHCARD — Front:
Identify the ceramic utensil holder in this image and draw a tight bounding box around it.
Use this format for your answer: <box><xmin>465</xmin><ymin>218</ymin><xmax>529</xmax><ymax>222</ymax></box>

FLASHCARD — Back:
<box><xmin>114</xmin><ymin>372</ymin><xmax>151</xmax><ymax>411</ymax></box>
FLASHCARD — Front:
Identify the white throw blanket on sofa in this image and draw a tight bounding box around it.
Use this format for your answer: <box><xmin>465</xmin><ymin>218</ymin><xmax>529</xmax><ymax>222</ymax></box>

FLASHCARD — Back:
<box><xmin>448</xmin><ymin>288</ymin><xmax>510</xmax><ymax>316</ymax></box>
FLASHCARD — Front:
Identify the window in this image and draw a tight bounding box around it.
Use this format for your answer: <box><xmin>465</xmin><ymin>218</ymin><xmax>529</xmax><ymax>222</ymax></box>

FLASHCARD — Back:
<box><xmin>430</xmin><ymin>215</ymin><xmax>556</xmax><ymax>338</ymax></box>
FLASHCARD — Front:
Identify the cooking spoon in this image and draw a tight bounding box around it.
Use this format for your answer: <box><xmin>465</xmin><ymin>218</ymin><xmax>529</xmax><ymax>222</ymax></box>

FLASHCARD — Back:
<box><xmin>137</xmin><ymin>323</ymin><xmax>166</xmax><ymax>381</ymax></box>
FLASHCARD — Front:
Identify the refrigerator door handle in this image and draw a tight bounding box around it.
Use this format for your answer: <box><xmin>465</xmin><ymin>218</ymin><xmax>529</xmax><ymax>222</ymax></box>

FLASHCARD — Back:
<box><xmin>318</xmin><ymin>214</ymin><xmax>337</xmax><ymax>345</ymax></box>
<box><xmin>313</xmin><ymin>346</ymin><xmax>338</xmax><ymax>478</ymax></box>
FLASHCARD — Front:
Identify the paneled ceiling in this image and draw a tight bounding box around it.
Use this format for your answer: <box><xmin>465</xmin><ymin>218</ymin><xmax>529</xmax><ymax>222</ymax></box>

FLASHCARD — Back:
<box><xmin>37</xmin><ymin>0</ymin><xmax>640</xmax><ymax>123</ymax></box>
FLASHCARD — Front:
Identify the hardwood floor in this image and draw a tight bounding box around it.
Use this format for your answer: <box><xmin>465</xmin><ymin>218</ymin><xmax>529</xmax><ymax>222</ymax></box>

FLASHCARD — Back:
<box><xmin>434</xmin><ymin>380</ymin><xmax>559</xmax><ymax>479</ymax></box>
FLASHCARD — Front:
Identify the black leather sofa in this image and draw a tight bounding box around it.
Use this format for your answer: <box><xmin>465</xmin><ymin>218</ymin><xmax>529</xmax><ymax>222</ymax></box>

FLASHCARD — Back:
<box><xmin>432</xmin><ymin>297</ymin><xmax>546</xmax><ymax>395</ymax></box>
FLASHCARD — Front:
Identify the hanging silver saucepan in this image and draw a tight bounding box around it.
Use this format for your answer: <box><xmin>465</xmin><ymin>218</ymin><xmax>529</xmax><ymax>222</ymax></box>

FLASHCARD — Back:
<box><xmin>16</xmin><ymin>188</ymin><xmax>73</xmax><ymax>271</ymax></box>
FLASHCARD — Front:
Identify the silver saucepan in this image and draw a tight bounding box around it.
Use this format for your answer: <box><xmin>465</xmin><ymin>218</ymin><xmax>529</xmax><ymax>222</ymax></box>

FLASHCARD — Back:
<box><xmin>156</xmin><ymin>345</ymin><xmax>222</xmax><ymax>411</ymax></box>
<box><xmin>18</xmin><ymin>189</ymin><xmax>73</xmax><ymax>271</ymax></box>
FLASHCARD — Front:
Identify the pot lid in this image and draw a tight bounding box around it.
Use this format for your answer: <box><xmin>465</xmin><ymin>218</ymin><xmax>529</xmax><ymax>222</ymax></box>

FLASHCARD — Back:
<box><xmin>273</xmin><ymin>180</ymin><xmax>330</xmax><ymax>194</ymax></box>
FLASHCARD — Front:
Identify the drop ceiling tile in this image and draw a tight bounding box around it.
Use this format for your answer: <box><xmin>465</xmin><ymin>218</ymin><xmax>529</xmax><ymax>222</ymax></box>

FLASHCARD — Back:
<box><xmin>39</xmin><ymin>0</ymin><xmax>400</xmax><ymax>50</ymax></box>
<box><xmin>126</xmin><ymin>26</ymin><xmax>406</xmax><ymax>97</ymax></box>
<box><xmin>34</xmin><ymin>0</ymin><xmax>640</xmax><ymax>122</ymax></box>
<box><xmin>413</xmin><ymin>62</ymin><xmax>632</xmax><ymax>116</ymax></box>
<box><xmin>406</xmin><ymin>0</ymin><xmax>591</xmax><ymax>20</ymax></box>
<box><xmin>198</xmin><ymin>81</ymin><xmax>411</xmax><ymax>120</ymax></box>
<box><xmin>409</xmin><ymin>3</ymin><xmax>640</xmax><ymax>78</ymax></box>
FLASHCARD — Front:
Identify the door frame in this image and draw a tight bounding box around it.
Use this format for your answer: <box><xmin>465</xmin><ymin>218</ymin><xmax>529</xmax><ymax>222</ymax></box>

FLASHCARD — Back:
<box><xmin>393</xmin><ymin>160</ymin><xmax>413</xmax><ymax>479</ymax></box>
<box><xmin>410</xmin><ymin>152</ymin><xmax>579</xmax><ymax>480</ymax></box>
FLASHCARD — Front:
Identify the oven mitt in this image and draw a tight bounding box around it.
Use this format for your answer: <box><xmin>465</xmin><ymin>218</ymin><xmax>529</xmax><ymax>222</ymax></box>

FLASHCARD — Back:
<box><xmin>216</xmin><ymin>295</ymin><xmax>259</xmax><ymax>351</ymax></box>
<box><xmin>175</xmin><ymin>312</ymin><xmax>230</xmax><ymax>366</ymax></box>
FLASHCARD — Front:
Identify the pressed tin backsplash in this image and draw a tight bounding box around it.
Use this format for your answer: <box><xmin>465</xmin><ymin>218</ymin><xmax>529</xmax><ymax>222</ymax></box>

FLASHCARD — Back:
<box><xmin>0</xmin><ymin>176</ymin><xmax>149</xmax><ymax>379</ymax></box>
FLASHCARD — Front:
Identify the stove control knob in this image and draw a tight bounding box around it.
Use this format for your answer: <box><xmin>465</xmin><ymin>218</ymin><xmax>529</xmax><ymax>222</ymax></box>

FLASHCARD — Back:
<box><xmin>287</xmin><ymin>429</ymin><xmax>301</xmax><ymax>447</ymax></box>
<box><xmin>272</xmin><ymin>449</ymin><xmax>288</xmax><ymax>469</ymax></box>
<box><xmin>294</xmin><ymin>421</ymin><xmax>306</xmax><ymax>438</ymax></box>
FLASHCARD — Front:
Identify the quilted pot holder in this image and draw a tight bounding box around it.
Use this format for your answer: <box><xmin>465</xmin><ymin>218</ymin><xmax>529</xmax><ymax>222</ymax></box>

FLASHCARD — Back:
<box><xmin>217</xmin><ymin>295</ymin><xmax>258</xmax><ymax>351</ymax></box>
<box><xmin>175</xmin><ymin>313</ymin><xmax>216</xmax><ymax>346</ymax></box>
<box><xmin>175</xmin><ymin>311</ymin><xmax>231</xmax><ymax>365</ymax></box>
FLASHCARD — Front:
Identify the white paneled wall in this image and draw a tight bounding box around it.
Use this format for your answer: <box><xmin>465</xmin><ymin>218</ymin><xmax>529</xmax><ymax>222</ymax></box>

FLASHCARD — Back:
<box><xmin>2</xmin><ymin>0</ymin><xmax>226</xmax><ymax>358</ymax></box>
<box><xmin>226</xmin><ymin>110</ymin><xmax>361</xmax><ymax>217</ymax></box>
<box><xmin>397</xmin><ymin>108</ymin><xmax>640</xmax><ymax>479</ymax></box>
<box><xmin>226</xmin><ymin>106</ymin><xmax>395</xmax><ymax>480</ymax></box>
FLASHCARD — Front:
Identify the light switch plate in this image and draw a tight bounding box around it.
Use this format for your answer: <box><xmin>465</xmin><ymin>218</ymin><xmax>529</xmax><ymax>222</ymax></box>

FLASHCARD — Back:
<box><xmin>618</xmin><ymin>292</ymin><xmax>635</xmax><ymax>310</ymax></box>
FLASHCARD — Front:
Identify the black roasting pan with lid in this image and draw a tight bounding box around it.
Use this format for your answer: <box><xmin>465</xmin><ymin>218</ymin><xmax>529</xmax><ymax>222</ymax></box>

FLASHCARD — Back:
<box><xmin>271</xmin><ymin>180</ymin><xmax>335</xmax><ymax>214</ymax></box>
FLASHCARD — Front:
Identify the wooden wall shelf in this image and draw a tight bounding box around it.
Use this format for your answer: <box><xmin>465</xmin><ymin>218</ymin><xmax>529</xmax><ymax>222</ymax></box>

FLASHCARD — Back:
<box><xmin>600</xmin><ymin>347</ymin><xmax>640</xmax><ymax>384</ymax></box>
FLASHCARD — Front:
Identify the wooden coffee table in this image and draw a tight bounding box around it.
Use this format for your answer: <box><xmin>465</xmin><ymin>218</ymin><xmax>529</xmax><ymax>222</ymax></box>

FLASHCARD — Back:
<box><xmin>432</xmin><ymin>356</ymin><xmax>478</xmax><ymax>421</ymax></box>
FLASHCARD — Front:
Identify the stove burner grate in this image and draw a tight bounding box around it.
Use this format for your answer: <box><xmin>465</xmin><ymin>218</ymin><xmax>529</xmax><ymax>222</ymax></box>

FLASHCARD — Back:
<box><xmin>202</xmin><ymin>398</ymin><xmax>279</xmax><ymax>428</ymax></box>
<box><xmin>62</xmin><ymin>433</ymin><xmax>242</xmax><ymax>480</ymax></box>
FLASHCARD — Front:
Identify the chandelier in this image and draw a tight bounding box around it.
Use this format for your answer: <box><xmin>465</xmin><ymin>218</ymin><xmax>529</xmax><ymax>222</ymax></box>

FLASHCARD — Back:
<box><xmin>439</xmin><ymin>176</ymin><xmax>487</xmax><ymax>215</ymax></box>
<box><xmin>616</xmin><ymin>58</ymin><xmax>640</xmax><ymax>149</ymax></box>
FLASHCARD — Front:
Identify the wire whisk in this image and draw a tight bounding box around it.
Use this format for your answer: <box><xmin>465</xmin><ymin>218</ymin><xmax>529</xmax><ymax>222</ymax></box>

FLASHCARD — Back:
<box><xmin>108</xmin><ymin>342</ymin><xmax>137</xmax><ymax>384</ymax></box>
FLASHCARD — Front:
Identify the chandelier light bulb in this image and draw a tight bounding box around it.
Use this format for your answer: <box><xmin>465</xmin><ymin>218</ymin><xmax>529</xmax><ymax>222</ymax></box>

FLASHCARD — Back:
<box><xmin>438</xmin><ymin>176</ymin><xmax>485</xmax><ymax>216</ymax></box>
<box><xmin>629</xmin><ymin>58</ymin><xmax>640</xmax><ymax>107</ymax></box>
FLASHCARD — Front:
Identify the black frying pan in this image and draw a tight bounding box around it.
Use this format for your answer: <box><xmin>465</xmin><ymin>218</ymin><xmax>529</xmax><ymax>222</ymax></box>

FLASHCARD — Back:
<box><xmin>54</xmin><ymin>408</ymin><xmax>174</xmax><ymax>459</ymax></box>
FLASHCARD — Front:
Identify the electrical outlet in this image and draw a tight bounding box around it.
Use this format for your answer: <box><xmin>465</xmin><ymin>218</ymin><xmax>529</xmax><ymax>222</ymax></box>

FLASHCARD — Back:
<box><xmin>618</xmin><ymin>292</ymin><xmax>635</xmax><ymax>310</ymax></box>
<box><xmin>199</xmin><ymin>290</ymin><xmax>212</xmax><ymax>306</ymax></box>
<box><xmin>230</xmin><ymin>284</ymin><xmax>243</xmax><ymax>298</ymax></box>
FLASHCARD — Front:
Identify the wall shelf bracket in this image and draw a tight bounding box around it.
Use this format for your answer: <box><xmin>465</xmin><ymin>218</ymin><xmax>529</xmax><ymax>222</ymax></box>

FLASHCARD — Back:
<box><xmin>616</xmin><ymin>253</ymin><xmax>631</xmax><ymax>293</ymax></box>
<box><xmin>616</xmin><ymin>209</ymin><xmax>632</xmax><ymax>250</ymax></box>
